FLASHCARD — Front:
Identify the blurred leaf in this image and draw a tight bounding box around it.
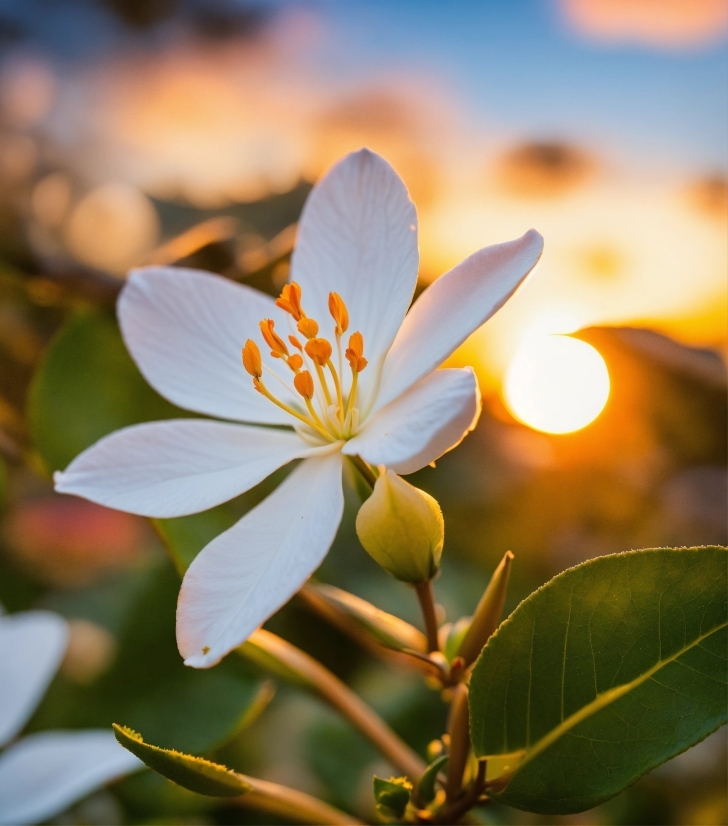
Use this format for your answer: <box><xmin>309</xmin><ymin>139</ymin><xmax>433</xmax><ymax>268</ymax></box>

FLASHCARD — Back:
<box><xmin>302</xmin><ymin>582</ymin><xmax>426</xmax><ymax>653</ymax></box>
<box><xmin>470</xmin><ymin>546</ymin><xmax>728</xmax><ymax>814</ymax></box>
<box><xmin>373</xmin><ymin>775</ymin><xmax>411</xmax><ymax>819</ymax></box>
<box><xmin>417</xmin><ymin>754</ymin><xmax>449</xmax><ymax>804</ymax></box>
<box><xmin>28</xmin><ymin>310</ymin><xmax>184</xmax><ymax>474</ymax></box>
<box><xmin>29</xmin><ymin>560</ymin><xmax>263</xmax><ymax>755</ymax></box>
<box><xmin>154</xmin><ymin>506</ymin><xmax>239</xmax><ymax>575</ymax></box>
<box><xmin>114</xmin><ymin>725</ymin><xmax>252</xmax><ymax>797</ymax></box>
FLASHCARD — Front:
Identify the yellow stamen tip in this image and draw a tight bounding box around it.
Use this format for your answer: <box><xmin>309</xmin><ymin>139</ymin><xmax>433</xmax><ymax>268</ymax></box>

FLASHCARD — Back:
<box><xmin>242</xmin><ymin>339</ymin><xmax>263</xmax><ymax>378</ymax></box>
<box><xmin>294</xmin><ymin>370</ymin><xmax>315</xmax><ymax>399</ymax></box>
<box><xmin>305</xmin><ymin>337</ymin><xmax>333</xmax><ymax>366</ymax></box>
<box><xmin>328</xmin><ymin>291</ymin><xmax>349</xmax><ymax>334</ymax></box>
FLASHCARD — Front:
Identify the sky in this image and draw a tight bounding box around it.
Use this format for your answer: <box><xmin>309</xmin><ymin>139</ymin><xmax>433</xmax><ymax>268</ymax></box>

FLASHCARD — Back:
<box><xmin>312</xmin><ymin>0</ymin><xmax>728</xmax><ymax>174</ymax></box>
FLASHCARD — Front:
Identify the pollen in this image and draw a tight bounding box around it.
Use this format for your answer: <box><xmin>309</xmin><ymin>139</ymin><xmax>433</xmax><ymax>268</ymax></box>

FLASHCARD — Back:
<box><xmin>242</xmin><ymin>283</ymin><xmax>364</xmax><ymax>442</ymax></box>
<box><xmin>305</xmin><ymin>337</ymin><xmax>333</xmax><ymax>366</ymax></box>
<box><xmin>328</xmin><ymin>292</ymin><xmax>349</xmax><ymax>335</ymax></box>
<box><xmin>260</xmin><ymin>319</ymin><xmax>288</xmax><ymax>358</ymax></box>
<box><xmin>242</xmin><ymin>339</ymin><xmax>262</xmax><ymax>378</ymax></box>
<box><xmin>275</xmin><ymin>282</ymin><xmax>304</xmax><ymax>321</ymax></box>
<box><xmin>294</xmin><ymin>370</ymin><xmax>315</xmax><ymax>399</ymax></box>
<box><xmin>297</xmin><ymin>318</ymin><xmax>319</xmax><ymax>339</ymax></box>
<box><xmin>345</xmin><ymin>331</ymin><xmax>368</xmax><ymax>373</ymax></box>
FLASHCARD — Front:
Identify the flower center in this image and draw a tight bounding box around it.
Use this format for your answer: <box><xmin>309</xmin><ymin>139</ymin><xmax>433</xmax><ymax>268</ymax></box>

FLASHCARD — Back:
<box><xmin>241</xmin><ymin>282</ymin><xmax>368</xmax><ymax>444</ymax></box>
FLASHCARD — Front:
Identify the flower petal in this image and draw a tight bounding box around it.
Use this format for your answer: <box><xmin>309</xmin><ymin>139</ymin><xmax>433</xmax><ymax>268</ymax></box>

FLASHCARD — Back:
<box><xmin>0</xmin><ymin>612</ymin><xmax>68</xmax><ymax>748</ymax></box>
<box><xmin>0</xmin><ymin>730</ymin><xmax>142</xmax><ymax>825</ymax></box>
<box><xmin>375</xmin><ymin>230</ymin><xmax>543</xmax><ymax>411</ymax></box>
<box><xmin>119</xmin><ymin>266</ymin><xmax>294</xmax><ymax>424</ymax></box>
<box><xmin>291</xmin><ymin>149</ymin><xmax>418</xmax><ymax>374</ymax></box>
<box><xmin>343</xmin><ymin>368</ymin><xmax>481</xmax><ymax>474</ymax></box>
<box><xmin>178</xmin><ymin>452</ymin><xmax>344</xmax><ymax>667</ymax></box>
<box><xmin>54</xmin><ymin>419</ymin><xmax>333</xmax><ymax>518</ymax></box>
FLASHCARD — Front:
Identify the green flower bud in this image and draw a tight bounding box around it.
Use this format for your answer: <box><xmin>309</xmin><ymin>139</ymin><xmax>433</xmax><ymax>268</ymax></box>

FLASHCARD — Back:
<box><xmin>355</xmin><ymin>469</ymin><xmax>444</xmax><ymax>583</ymax></box>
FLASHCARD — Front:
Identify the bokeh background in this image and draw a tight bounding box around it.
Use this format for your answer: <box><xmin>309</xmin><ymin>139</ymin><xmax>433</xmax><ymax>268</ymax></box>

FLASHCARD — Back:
<box><xmin>0</xmin><ymin>1</ymin><xmax>726</xmax><ymax>824</ymax></box>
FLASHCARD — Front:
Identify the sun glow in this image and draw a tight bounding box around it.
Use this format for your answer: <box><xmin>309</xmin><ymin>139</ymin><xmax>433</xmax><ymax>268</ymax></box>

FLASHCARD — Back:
<box><xmin>503</xmin><ymin>335</ymin><xmax>610</xmax><ymax>434</ymax></box>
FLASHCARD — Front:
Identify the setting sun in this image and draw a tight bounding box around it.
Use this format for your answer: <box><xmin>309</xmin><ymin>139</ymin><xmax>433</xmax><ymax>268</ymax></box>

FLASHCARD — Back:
<box><xmin>503</xmin><ymin>335</ymin><xmax>610</xmax><ymax>434</ymax></box>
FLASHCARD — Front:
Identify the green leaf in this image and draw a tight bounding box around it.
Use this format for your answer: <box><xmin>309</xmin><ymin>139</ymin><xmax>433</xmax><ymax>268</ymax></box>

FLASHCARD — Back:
<box><xmin>303</xmin><ymin>582</ymin><xmax>426</xmax><ymax>653</ymax></box>
<box><xmin>113</xmin><ymin>724</ymin><xmax>252</xmax><ymax>797</ymax></box>
<box><xmin>373</xmin><ymin>775</ymin><xmax>412</xmax><ymax>819</ymax></box>
<box><xmin>28</xmin><ymin>310</ymin><xmax>184</xmax><ymax>473</ymax></box>
<box><xmin>417</xmin><ymin>754</ymin><xmax>449</xmax><ymax>804</ymax></box>
<box><xmin>469</xmin><ymin>546</ymin><xmax>728</xmax><ymax>814</ymax></box>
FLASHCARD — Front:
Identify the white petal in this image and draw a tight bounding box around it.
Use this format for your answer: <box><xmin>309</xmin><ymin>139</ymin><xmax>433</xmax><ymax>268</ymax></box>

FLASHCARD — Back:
<box><xmin>291</xmin><ymin>149</ymin><xmax>418</xmax><ymax>375</ymax></box>
<box><xmin>119</xmin><ymin>266</ymin><xmax>294</xmax><ymax>424</ymax></box>
<box><xmin>0</xmin><ymin>612</ymin><xmax>68</xmax><ymax>748</ymax></box>
<box><xmin>178</xmin><ymin>452</ymin><xmax>344</xmax><ymax>667</ymax></box>
<box><xmin>54</xmin><ymin>419</ymin><xmax>331</xmax><ymax>518</ymax></box>
<box><xmin>0</xmin><ymin>730</ymin><xmax>142</xmax><ymax>825</ymax></box>
<box><xmin>343</xmin><ymin>368</ymin><xmax>481</xmax><ymax>474</ymax></box>
<box><xmin>375</xmin><ymin>230</ymin><xmax>543</xmax><ymax>411</ymax></box>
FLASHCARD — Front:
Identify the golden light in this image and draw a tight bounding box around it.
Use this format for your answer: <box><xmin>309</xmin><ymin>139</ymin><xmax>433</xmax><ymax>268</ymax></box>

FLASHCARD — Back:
<box><xmin>503</xmin><ymin>335</ymin><xmax>610</xmax><ymax>434</ymax></box>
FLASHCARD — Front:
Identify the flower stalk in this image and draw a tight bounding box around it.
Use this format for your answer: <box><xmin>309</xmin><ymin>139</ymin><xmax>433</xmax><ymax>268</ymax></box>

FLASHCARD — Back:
<box><xmin>234</xmin><ymin>776</ymin><xmax>364</xmax><ymax>825</ymax></box>
<box><xmin>414</xmin><ymin>580</ymin><xmax>441</xmax><ymax>654</ymax></box>
<box><xmin>240</xmin><ymin>629</ymin><xmax>427</xmax><ymax>782</ymax></box>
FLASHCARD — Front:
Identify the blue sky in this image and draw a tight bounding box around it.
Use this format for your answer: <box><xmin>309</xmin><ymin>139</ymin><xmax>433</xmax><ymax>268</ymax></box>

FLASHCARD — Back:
<box><xmin>313</xmin><ymin>0</ymin><xmax>728</xmax><ymax>174</ymax></box>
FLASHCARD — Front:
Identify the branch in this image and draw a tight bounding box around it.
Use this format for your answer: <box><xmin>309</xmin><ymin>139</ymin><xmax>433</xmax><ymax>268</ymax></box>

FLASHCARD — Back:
<box><xmin>241</xmin><ymin>629</ymin><xmax>428</xmax><ymax>781</ymax></box>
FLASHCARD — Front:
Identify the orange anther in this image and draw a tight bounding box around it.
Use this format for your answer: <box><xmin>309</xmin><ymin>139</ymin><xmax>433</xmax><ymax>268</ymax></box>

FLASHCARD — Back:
<box><xmin>305</xmin><ymin>337</ymin><xmax>333</xmax><ymax>366</ymax></box>
<box><xmin>328</xmin><ymin>292</ymin><xmax>349</xmax><ymax>335</ymax></box>
<box><xmin>287</xmin><ymin>354</ymin><xmax>303</xmax><ymax>372</ymax></box>
<box><xmin>242</xmin><ymin>339</ymin><xmax>263</xmax><ymax>378</ymax></box>
<box><xmin>297</xmin><ymin>318</ymin><xmax>319</xmax><ymax>339</ymax></box>
<box><xmin>260</xmin><ymin>319</ymin><xmax>288</xmax><ymax>358</ymax></box>
<box><xmin>293</xmin><ymin>370</ymin><xmax>315</xmax><ymax>399</ymax></box>
<box><xmin>345</xmin><ymin>331</ymin><xmax>368</xmax><ymax>373</ymax></box>
<box><xmin>289</xmin><ymin>335</ymin><xmax>303</xmax><ymax>351</ymax></box>
<box><xmin>275</xmin><ymin>282</ymin><xmax>304</xmax><ymax>321</ymax></box>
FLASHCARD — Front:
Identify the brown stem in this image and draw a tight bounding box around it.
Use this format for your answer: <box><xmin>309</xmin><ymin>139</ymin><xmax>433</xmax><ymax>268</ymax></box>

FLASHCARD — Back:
<box><xmin>242</xmin><ymin>630</ymin><xmax>427</xmax><ymax>781</ymax></box>
<box><xmin>445</xmin><ymin>683</ymin><xmax>471</xmax><ymax>803</ymax></box>
<box><xmin>414</xmin><ymin>580</ymin><xmax>440</xmax><ymax>653</ymax></box>
<box><xmin>235</xmin><ymin>775</ymin><xmax>363</xmax><ymax>825</ymax></box>
<box><xmin>437</xmin><ymin>760</ymin><xmax>487</xmax><ymax>824</ymax></box>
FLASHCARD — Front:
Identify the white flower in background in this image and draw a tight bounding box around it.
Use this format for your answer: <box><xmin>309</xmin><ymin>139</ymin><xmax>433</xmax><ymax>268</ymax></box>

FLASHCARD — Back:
<box><xmin>0</xmin><ymin>609</ymin><xmax>141</xmax><ymax>825</ymax></box>
<box><xmin>55</xmin><ymin>149</ymin><xmax>543</xmax><ymax>668</ymax></box>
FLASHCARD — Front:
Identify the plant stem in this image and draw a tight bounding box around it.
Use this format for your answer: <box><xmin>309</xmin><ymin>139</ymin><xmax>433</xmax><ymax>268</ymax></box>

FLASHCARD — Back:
<box><xmin>348</xmin><ymin>454</ymin><xmax>378</xmax><ymax>488</ymax></box>
<box><xmin>414</xmin><ymin>580</ymin><xmax>440</xmax><ymax>653</ymax></box>
<box><xmin>242</xmin><ymin>629</ymin><xmax>427</xmax><ymax>782</ymax></box>
<box><xmin>445</xmin><ymin>683</ymin><xmax>470</xmax><ymax>802</ymax></box>
<box><xmin>236</xmin><ymin>776</ymin><xmax>364</xmax><ymax>825</ymax></box>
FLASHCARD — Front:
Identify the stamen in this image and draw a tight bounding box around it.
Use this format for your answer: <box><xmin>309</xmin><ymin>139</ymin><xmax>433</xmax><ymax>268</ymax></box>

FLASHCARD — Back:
<box><xmin>242</xmin><ymin>340</ymin><xmax>263</xmax><ymax>378</ymax></box>
<box><xmin>255</xmin><ymin>376</ymin><xmax>331</xmax><ymax>441</ymax></box>
<box><xmin>328</xmin><ymin>292</ymin><xmax>349</xmax><ymax>335</ymax></box>
<box><xmin>294</xmin><ymin>370</ymin><xmax>328</xmax><ymax>432</ymax></box>
<box><xmin>293</xmin><ymin>370</ymin><xmax>314</xmax><ymax>399</ymax></box>
<box><xmin>275</xmin><ymin>282</ymin><xmax>304</xmax><ymax>321</ymax></box>
<box><xmin>344</xmin><ymin>332</ymin><xmax>367</xmax><ymax>417</ymax></box>
<box><xmin>260</xmin><ymin>319</ymin><xmax>289</xmax><ymax>358</ymax></box>
<box><xmin>289</xmin><ymin>335</ymin><xmax>304</xmax><ymax>351</ymax></box>
<box><xmin>287</xmin><ymin>354</ymin><xmax>303</xmax><ymax>372</ymax></box>
<box><xmin>305</xmin><ymin>338</ymin><xmax>333</xmax><ymax>366</ymax></box>
<box><xmin>345</xmin><ymin>331</ymin><xmax>368</xmax><ymax>373</ymax></box>
<box><xmin>297</xmin><ymin>318</ymin><xmax>319</xmax><ymax>339</ymax></box>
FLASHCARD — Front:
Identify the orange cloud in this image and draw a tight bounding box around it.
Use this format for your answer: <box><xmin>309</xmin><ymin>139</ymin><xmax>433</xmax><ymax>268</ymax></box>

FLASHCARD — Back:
<box><xmin>559</xmin><ymin>0</ymin><xmax>728</xmax><ymax>49</ymax></box>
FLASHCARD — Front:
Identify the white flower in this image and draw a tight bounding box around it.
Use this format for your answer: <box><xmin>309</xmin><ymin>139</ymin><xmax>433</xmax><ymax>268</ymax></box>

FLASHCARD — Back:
<box><xmin>55</xmin><ymin>149</ymin><xmax>543</xmax><ymax>668</ymax></box>
<box><xmin>0</xmin><ymin>609</ymin><xmax>141</xmax><ymax>825</ymax></box>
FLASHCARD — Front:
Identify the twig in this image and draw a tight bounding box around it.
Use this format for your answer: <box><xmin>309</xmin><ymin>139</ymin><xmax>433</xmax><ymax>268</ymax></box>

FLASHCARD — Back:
<box><xmin>234</xmin><ymin>775</ymin><xmax>364</xmax><ymax>825</ymax></box>
<box><xmin>242</xmin><ymin>630</ymin><xmax>427</xmax><ymax>781</ymax></box>
<box><xmin>414</xmin><ymin>580</ymin><xmax>440</xmax><ymax>653</ymax></box>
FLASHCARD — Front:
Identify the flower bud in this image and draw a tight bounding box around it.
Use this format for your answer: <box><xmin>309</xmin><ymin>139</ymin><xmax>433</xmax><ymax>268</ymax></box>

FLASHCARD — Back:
<box><xmin>355</xmin><ymin>469</ymin><xmax>444</xmax><ymax>583</ymax></box>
